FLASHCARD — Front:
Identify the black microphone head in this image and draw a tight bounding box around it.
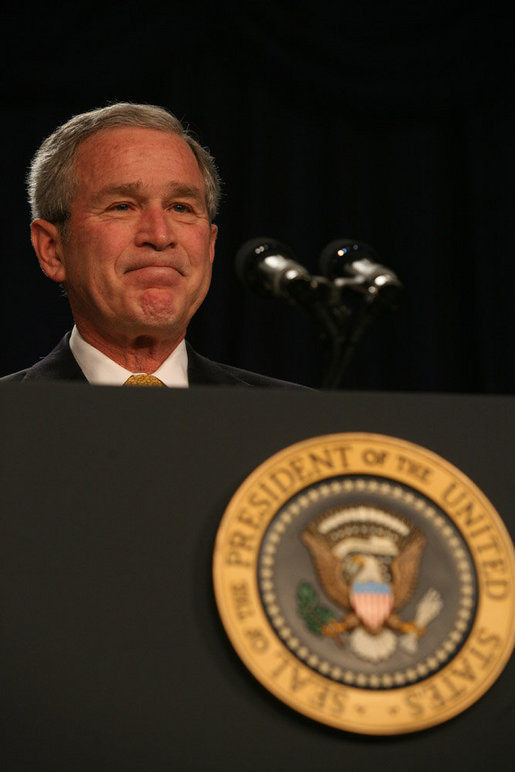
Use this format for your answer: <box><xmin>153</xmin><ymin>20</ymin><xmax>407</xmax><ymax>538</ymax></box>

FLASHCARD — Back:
<box><xmin>235</xmin><ymin>237</ymin><xmax>296</xmax><ymax>289</ymax></box>
<box><xmin>319</xmin><ymin>238</ymin><xmax>402</xmax><ymax>308</ymax></box>
<box><xmin>319</xmin><ymin>239</ymin><xmax>380</xmax><ymax>280</ymax></box>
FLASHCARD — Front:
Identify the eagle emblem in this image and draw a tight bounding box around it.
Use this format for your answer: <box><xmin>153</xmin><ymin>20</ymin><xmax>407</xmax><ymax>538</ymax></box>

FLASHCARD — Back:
<box><xmin>299</xmin><ymin>505</ymin><xmax>443</xmax><ymax>662</ymax></box>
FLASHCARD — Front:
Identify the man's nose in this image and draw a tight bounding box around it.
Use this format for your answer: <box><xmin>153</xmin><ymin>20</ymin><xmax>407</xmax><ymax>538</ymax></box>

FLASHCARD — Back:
<box><xmin>135</xmin><ymin>207</ymin><xmax>176</xmax><ymax>250</ymax></box>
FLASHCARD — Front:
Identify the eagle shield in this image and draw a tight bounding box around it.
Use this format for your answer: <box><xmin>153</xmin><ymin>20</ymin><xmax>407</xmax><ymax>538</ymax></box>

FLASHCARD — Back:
<box><xmin>350</xmin><ymin>581</ymin><xmax>393</xmax><ymax>631</ymax></box>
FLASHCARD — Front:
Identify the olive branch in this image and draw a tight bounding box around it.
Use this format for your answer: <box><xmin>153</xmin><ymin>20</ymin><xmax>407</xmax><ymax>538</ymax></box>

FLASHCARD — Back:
<box><xmin>297</xmin><ymin>581</ymin><xmax>336</xmax><ymax>635</ymax></box>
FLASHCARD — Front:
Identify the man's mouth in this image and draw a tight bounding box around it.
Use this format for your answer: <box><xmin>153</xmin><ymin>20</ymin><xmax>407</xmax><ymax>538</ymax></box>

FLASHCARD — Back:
<box><xmin>124</xmin><ymin>264</ymin><xmax>185</xmax><ymax>286</ymax></box>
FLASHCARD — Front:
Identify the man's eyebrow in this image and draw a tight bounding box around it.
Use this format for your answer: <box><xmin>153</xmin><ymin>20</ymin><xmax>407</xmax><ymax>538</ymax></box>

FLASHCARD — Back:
<box><xmin>93</xmin><ymin>182</ymin><xmax>144</xmax><ymax>200</ymax></box>
<box><xmin>93</xmin><ymin>181</ymin><xmax>206</xmax><ymax>206</ymax></box>
<box><xmin>164</xmin><ymin>183</ymin><xmax>205</xmax><ymax>203</ymax></box>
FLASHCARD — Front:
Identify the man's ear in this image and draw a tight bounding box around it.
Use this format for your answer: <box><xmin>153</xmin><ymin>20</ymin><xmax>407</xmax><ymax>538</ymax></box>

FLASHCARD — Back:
<box><xmin>31</xmin><ymin>219</ymin><xmax>67</xmax><ymax>283</ymax></box>
<box><xmin>209</xmin><ymin>223</ymin><xmax>217</xmax><ymax>265</ymax></box>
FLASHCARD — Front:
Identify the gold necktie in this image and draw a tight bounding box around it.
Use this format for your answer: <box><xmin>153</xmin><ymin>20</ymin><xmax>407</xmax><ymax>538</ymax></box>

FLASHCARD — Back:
<box><xmin>124</xmin><ymin>374</ymin><xmax>166</xmax><ymax>387</ymax></box>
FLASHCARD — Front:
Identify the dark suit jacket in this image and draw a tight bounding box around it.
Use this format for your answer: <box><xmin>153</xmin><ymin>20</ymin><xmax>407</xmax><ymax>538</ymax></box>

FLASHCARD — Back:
<box><xmin>0</xmin><ymin>334</ymin><xmax>305</xmax><ymax>389</ymax></box>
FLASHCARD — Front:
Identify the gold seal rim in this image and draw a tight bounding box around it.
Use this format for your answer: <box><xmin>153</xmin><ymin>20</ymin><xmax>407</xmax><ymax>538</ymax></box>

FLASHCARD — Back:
<box><xmin>213</xmin><ymin>432</ymin><xmax>515</xmax><ymax>735</ymax></box>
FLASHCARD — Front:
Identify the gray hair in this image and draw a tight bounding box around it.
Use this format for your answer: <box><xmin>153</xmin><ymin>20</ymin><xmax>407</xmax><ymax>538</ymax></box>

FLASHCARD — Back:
<box><xmin>27</xmin><ymin>102</ymin><xmax>222</xmax><ymax>224</ymax></box>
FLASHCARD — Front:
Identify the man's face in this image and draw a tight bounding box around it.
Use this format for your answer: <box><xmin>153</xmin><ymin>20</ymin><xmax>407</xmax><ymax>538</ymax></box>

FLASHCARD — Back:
<box><xmin>37</xmin><ymin>127</ymin><xmax>217</xmax><ymax>347</ymax></box>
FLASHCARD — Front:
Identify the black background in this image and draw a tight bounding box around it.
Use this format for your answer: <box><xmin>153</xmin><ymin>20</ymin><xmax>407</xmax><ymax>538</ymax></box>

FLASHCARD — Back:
<box><xmin>1</xmin><ymin>2</ymin><xmax>513</xmax><ymax>392</ymax></box>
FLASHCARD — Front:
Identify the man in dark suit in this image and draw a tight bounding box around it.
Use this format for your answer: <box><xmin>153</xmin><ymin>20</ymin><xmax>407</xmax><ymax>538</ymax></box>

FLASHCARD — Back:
<box><xmin>1</xmin><ymin>103</ymin><xmax>301</xmax><ymax>389</ymax></box>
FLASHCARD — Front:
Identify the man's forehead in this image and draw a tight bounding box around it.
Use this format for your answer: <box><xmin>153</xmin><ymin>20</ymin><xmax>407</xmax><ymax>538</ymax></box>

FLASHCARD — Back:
<box><xmin>79</xmin><ymin>125</ymin><xmax>189</xmax><ymax>150</ymax></box>
<box><xmin>74</xmin><ymin>127</ymin><xmax>206</xmax><ymax>197</ymax></box>
<box><xmin>75</xmin><ymin>127</ymin><xmax>201</xmax><ymax>176</ymax></box>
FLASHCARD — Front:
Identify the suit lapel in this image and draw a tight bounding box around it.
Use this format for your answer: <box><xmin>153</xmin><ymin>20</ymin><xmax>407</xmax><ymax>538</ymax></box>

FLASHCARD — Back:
<box><xmin>186</xmin><ymin>343</ymin><xmax>249</xmax><ymax>386</ymax></box>
<box><xmin>23</xmin><ymin>334</ymin><xmax>87</xmax><ymax>382</ymax></box>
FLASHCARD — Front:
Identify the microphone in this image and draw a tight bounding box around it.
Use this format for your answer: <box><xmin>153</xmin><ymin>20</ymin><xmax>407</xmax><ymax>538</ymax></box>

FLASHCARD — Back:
<box><xmin>319</xmin><ymin>239</ymin><xmax>402</xmax><ymax>306</ymax></box>
<box><xmin>235</xmin><ymin>237</ymin><xmax>325</xmax><ymax>309</ymax></box>
<box><xmin>235</xmin><ymin>236</ymin><xmax>402</xmax><ymax>388</ymax></box>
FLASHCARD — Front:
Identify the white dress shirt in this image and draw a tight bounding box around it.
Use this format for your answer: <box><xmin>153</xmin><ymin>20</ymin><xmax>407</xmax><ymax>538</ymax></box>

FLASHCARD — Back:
<box><xmin>69</xmin><ymin>326</ymin><xmax>189</xmax><ymax>387</ymax></box>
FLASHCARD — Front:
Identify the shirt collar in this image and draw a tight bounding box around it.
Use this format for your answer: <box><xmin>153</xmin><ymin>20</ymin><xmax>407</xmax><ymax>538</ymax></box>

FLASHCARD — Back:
<box><xmin>69</xmin><ymin>326</ymin><xmax>189</xmax><ymax>387</ymax></box>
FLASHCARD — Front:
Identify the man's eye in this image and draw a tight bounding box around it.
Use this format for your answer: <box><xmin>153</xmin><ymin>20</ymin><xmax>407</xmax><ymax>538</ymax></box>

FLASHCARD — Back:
<box><xmin>106</xmin><ymin>201</ymin><xmax>131</xmax><ymax>212</ymax></box>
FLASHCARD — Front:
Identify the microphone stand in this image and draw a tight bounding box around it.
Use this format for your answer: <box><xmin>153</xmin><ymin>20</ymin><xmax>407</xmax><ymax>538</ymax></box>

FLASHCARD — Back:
<box><xmin>288</xmin><ymin>275</ymin><xmax>400</xmax><ymax>390</ymax></box>
<box><xmin>282</xmin><ymin>275</ymin><xmax>357</xmax><ymax>389</ymax></box>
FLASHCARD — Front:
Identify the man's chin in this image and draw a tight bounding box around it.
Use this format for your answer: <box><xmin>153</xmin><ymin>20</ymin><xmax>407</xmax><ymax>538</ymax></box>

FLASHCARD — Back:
<box><xmin>136</xmin><ymin>288</ymin><xmax>184</xmax><ymax>322</ymax></box>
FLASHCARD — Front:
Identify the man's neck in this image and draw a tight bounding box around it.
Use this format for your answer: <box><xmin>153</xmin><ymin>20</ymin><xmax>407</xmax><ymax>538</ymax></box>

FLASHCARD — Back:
<box><xmin>75</xmin><ymin>325</ymin><xmax>186</xmax><ymax>374</ymax></box>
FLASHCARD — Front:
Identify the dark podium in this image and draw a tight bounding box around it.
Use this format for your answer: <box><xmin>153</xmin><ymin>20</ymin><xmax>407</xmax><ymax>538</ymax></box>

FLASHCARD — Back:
<box><xmin>1</xmin><ymin>383</ymin><xmax>513</xmax><ymax>770</ymax></box>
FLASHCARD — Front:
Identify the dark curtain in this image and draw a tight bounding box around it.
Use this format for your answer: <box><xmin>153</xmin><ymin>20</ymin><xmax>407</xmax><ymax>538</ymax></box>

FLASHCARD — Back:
<box><xmin>1</xmin><ymin>2</ymin><xmax>513</xmax><ymax>392</ymax></box>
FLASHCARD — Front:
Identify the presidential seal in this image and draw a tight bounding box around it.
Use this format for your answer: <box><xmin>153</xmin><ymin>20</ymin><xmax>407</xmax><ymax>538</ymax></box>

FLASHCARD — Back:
<box><xmin>212</xmin><ymin>433</ymin><xmax>514</xmax><ymax>735</ymax></box>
